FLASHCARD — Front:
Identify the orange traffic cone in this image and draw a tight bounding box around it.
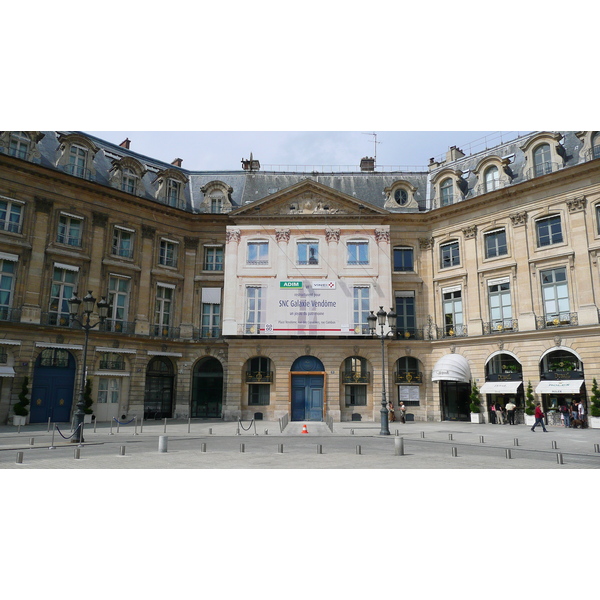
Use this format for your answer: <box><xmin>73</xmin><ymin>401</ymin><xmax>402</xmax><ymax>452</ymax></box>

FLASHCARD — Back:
<box><xmin>301</xmin><ymin>423</ymin><xmax>309</xmax><ymax>434</ymax></box>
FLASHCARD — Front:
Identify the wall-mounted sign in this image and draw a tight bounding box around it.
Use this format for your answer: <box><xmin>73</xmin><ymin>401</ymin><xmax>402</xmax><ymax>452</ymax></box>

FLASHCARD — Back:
<box><xmin>280</xmin><ymin>281</ymin><xmax>303</xmax><ymax>289</ymax></box>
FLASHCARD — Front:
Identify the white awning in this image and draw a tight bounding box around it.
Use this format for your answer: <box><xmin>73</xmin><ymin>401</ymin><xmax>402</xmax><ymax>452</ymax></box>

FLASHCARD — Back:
<box><xmin>0</xmin><ymin>367</ymin><xmax>16</xmax><ymax>377</ymax></box>
<box><xmin>535</xmin><ymin>380</ymin><xmax>584</xmax><ymax>394</ymax></box>
<box><xmin>432</xmin><ymin>354</ymin><xmax>471</xmax><ymax>383</ymax></box>
<box><xmin>480</xmin><ymin>381</ymin><xmax>523</xmax><ymax>394</ymax></box>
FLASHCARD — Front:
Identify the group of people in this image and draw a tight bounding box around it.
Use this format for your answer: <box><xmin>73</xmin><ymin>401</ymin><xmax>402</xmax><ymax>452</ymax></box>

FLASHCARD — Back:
<box><xmin>490</xmin><ymin>400</ymin><xmax>518</xmax><ymax>425</ymax></box>
<box><xmin>558</xmin><ymin>400</ymin><xmax>585</xmax><ymax>427</ymax></box>
<box><xmin>388</xmin><ymin>402</ymin><xmax>406</xmax><ymax>423</ymax></box>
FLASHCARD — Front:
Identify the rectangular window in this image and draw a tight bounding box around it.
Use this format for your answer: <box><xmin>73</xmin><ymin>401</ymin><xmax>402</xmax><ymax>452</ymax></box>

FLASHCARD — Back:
<box><xmin>245</xmin><ymin>286</ymin><xmax>264</xmax><ymax>334</ymax></box>
<box><xmin>57</xmin><ymin>214</ymin><xmax>83</xmax><ymax>247</ymax></box>
<box><xmin>393</xmin><ymin>247</ymin><xmax>414</xmax><ymax>272</ymax></box>
<box><xmin>204</xmin><ymin>246</ymin><xmax>223</xmax><ymax>271</ymax></box>
<box><xmin>353</xmin><ymin>286</ymin><xmax>370</xmax><ymax>334</ymax></box>
<box><xmin>248</xmin><ymin>384</ymin><xmax>270</xmax><ymax>405</ymax></box>
<box><xmin>0</xmin><ymin>198</ymin><xmax>23</xmax><ymax>233</ymax></box>
<box><xmin>98</xmin><ymin>378</ymin><xmax>120</xmax><ymax>404</ymax></box>
<box><xmin>112</xmin><ymin>227</ymin><xmax>134</xmax><ymax>258</ymax></box>
<box><xmin>211</xmin><ymin>198</ymin><xmax>222</xmax><ymax>213</ymax></box>
<box><xmin>9</xmin><ymin>133</ymin><xmax>29</xmax><ymax>159</ymax></box>
<box><xmin>159</xmin><ymin>239</ymin><xmax>178</xmax><ymax>267</ymax></box>
<box><xmin>0</xmin><ymin>259</ymin><xmax>16</xmax><ymax>321</ymax></box>
<box><xmin>297</xmin><ymin>241</ymin><xmax>319</xmax><ymax>265</ymax></box>
<box><xmin>201</xmin><ymin>302</ymin><xmax>221</xmax><ymax>338</ymax></box>
<box><xmin>395</xmin><ymin>292</ymin><xmax>416</xmax><ymax>338</ymax></box>
<box><xmin>122</xmin><ymin>168</ymin><xmax>137</xmax><ymax>194</ymax></box>
<box><xmin>155</xmin><ymin>284</ymin><xmax>173</xmax><ymax>333</ymax></box>
<box><xmin>48</xmin><ymin>266</ymin><xmax>77</xmax><ymax>326</ymax></box>
<box><xmin>107</xmin><ymin>276</ymin><xmax>130</xmax><ymax>331</ymax></box>
<box><xmin>596</xmin><ymin>205</ymin><xmax>600</xmax><ymax>235</ymax></box>
<box><xmin>541</xmin><ymin>267</ymin><xmax>570</xmax><ymax>322</ymax></box>
<box><xmin>443</xmin><ymin>288</ymin><xmax>463</xmax><ymax>336</ymax></box>
<box><xmin>536</xmin><ymin>215</ymin><xmax>563</xmax><ymax>247</ymax></box>
<box><xmin>348</xmin><ymin>241</ymin><xmax>369</xmax><ymax>265</ymax></box>
<box><xmin>484</xmin><ymin>229</ymin><xmax>508</xmax><ymax>258</ymax></box>
<box><xmin>488</xmin><ymin>280</ymin><xmax>512</xmax><ymax>328</ymax></box>
<box><xmin>68</xmin><ymin>145</ymin><xmax>87</xmax><ymax>177</ymax></box>
<box><xmin>166</xmin><ymin>179</ymin><xmax>180</xmax><ymax>206</ymax></box>
<box><xmin>247</xmin><ymin>241</ymin><xmax>268</xmax><ymax>266</ymax></box>
<box><xmin>345</xmin><ymin>385</ymin><xmax>367</xmax><ymax>406</ymax></box>
<box><xmin>440</xmin><ymin>241</ymin><xmax>460</xmax><ymax>269</ymax></box>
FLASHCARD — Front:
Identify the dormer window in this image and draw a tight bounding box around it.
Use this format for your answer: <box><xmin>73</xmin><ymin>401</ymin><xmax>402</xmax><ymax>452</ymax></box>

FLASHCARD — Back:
<box><xmin>521</xmin><ymin>132</ymin><xmax>563</xmax><ymax>179</ymax></box>
<box><xmin>9</xmin><ymin>132</ymin><xmax>30</xmax><ymax>159</ymax></box>
<box><xmin>484</xmin><ymin>166</ymin><xmax>500</xmax><ymax>192</ymax></box>
<box><xmin>68</xmin><ymin>144</ymin><xmax>88</xmax><ymax>178</ymax></box>
<box><xmin>533</xmin><ymin>143</ymin><xmax>552</xmax><ymax>177</ymax></box>
<box><xmin>122</xmin><ymin>168</ymin><xmax>137</xmax><ymax>194</ymax></box>
<box><xmin>440</xmin><ymin>178</ymin><xmax>453</xmax><ymax>206</ymax></box>
<box><xmin>167</xmin><ymin>179</ymin><xmax>180</xmax><ymax>207</ymax></box>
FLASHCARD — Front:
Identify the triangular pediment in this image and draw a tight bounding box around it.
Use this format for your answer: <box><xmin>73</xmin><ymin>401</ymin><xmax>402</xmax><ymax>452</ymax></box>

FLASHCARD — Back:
<box><xmin>229</xmin><ymin>179</ymin><xmax>388</xmax><ymax>218</ymax></box>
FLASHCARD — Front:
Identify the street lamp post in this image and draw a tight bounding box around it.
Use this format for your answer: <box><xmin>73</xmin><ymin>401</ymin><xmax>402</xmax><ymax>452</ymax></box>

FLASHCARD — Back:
<box><xmin>68</xmin><ymin>291</ymin><xmax>110</xmax><ymax>444</ymax></box>
<box><xmin>368</xmin><ymin>306</ymin><xmax>397</xmax><ymax>436</ymax></box>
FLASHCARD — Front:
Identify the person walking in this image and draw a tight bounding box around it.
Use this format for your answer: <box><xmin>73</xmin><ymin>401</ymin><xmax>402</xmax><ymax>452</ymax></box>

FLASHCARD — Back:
<box><xmin>531</xmin><ymin>402</ymin><xmax>547</xmax><ymax>432</ymax></box>
<box><xmin>495</xmin><ymin>401</ymin><xmax>505</xmax><ymax>425</ymax></box>
<box><xmin>560</xmin><ymin>402</ymin><xmax>571</xmax><ymax>428</ymax></box>
<box><xmin>505</xmin><ymin>399</ymin><xmax>516</xmax><ymax>425</ymax></box>
<box><xmin>578</xmin><ymin>399</ymin><xmax>585</xmax><ymax>423</ymax></box>
<box><xmin>399</xmin><ymin>402</ymin><xmax>407</xmax><ymax>424</ymax></box>
<box><xmin>388</xmin><ymin>402</ymin><xmax>395</xmax><ymax>423</ymax></box>
<box><xmin>490</xmin><ymin>402</ymin><xmax>497</xmax><ymax>424</ymax></box>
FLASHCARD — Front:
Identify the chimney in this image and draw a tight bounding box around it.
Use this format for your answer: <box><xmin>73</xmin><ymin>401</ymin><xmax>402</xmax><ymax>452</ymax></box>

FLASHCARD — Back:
<box><xmin>241</xmin><ymin>153</ymin><xmax>260</xmax><ymax>171</ymax></box>
<box><xmin>360</xmin><ymin>156</ymin><xmax>375</xmax><ymax>172</ymax></box>
<box><xmin>171</xmin><ymin>158</ymin><xmax>183</xmax><ymax>167</ymax></box>
<box><xmin>119</xmin><ymin>138</ymin><xmax>131</xmax><ymax>149</ymax></box>
<box><xmin>446</xmin><ymin>146</ymin><xmax>465</xmax><ymax>162</ymax></box>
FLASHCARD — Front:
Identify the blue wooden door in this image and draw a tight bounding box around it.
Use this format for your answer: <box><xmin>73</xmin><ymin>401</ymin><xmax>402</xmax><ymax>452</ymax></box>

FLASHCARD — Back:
<box><xmin>291</xmin><ymin>375</ymin><xmax>323</xmax><ymax>421</ymax></box>
<box><xmin>30</xmin><ymin>354</ymin><xmax>76</xmax><ymax>423</ymax></box>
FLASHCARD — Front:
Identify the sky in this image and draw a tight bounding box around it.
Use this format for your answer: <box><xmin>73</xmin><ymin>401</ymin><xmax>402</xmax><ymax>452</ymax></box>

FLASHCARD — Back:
<box><xmin>84</xmin><ymin>130</ymin><xmax>532</xmax><ymax>171</ymax></box>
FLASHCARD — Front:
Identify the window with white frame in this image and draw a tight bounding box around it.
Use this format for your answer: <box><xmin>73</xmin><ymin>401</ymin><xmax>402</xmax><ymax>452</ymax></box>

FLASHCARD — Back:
<box><xmin>541</xmin><ymin>267</ymin><xmax>570</xmax><ymax>323</ymax></box>
<box><xmin>112</xmin><ymin>226</ymin><xmax>134</xmax><ymax>258</ymax></box>
<box><xmin>48</xmin><ymin>265</ymin><xmax>78</xmax><ymax>326</ymax></box>
<box><xmin>347</xmin><ymin>241</ymin><xmax>368</xmax><ymax>265</ymax></box>
<box><xmin>247</xmin><ymin>241</ymin><xmax>269</xmax><ymax>266</ymax></box>
<box><xmin>121</xmin><ymin>167</ymin><xmax>138</xmax><ymax>194</ymax></box>
<box><xmin>443</xmin><ymin>287</ymin><xmax>463</xmax><ymax>336</ymax></box>
<box><xmin>68</xmin><ymin>144</ymin><xmax>88</xmax><ymax>177</ymax></box>
<box><xmin>395</xmin><ymin>291</ymin><xmax>416</xmax><ymax>338</ymax></box>
<box><xmin>201</xmin><ymin>288</ymin><xmax>221</xmax><ymax>338</ymax></box>
<box><xmin>440</xmin><ymin>178</ymin><xmax>454</xmax><ymax>206</ymax></box>
<box><xmin>210</xmin><ymin>197</ymin><xmax>223</xmax><ymax>213</ymax></box>
<box><xmin>297</xmin><ymin>240</ymin><xmax>319</xmax><ymax>265</ymax></box>
<box><xmin>484</xmin><ymin>228</ymin><xmax>508</xmax><ymax>258</ymax></box>
<box><xmin>593</xmin><ymin>132</ymin><xmax>600</xmax><ymax>160</ymax></box>
<box><xmin>97</xmin><ymin>378</ymin><xmax>120</xmax><ymax>405</ymax></box>
<box><xmin>533</xmin><ymin>143</ymin><xmax>552</xmax><ymax>177</ymax></box>
<box><xmin>245</xmin><ymin>286</ymin><xmax>264</xmax><ymax>334</ymax></box>
<box><xmin>9</xmin><ymin>132</ymin><xmax>30</xmax><ymax>159</ymax></box>
<box><xmin>488</xmin><ymin>279</ymin><xmax>513</xmax><ymax>330</ymax></box>
<box><xmin>484</xmin><ymin>165</ymin><xmax>500</xmax><ymax>192</ymax></box>
<box><xmin>440</xmin><ymin>240</ymin><xmax>460</xmax><ymax>269</ymax></box>
<box><xmin>159</xmin><ymin>239</ymin><xmax>178</xmax><ymax>267</ymax></box>
<box><xmin>107</xmin><ymin>276</ymin><xmax>131</xmax><ymax>332</ymax></box>
<box><xmin>536</xmin><ymin>215</ymin><xmax>563</xmax><ymax>247</ymax></box>
<box><xmin>99</xmin><ymin>352</ymin><xmax>125</xmax><ymax>370</ymax></box>
<box><xmin>353</xmin><ymin>286</ymin><xmax>370</xmax><ymax>334</ymax></box>
<box><xmin>204</xmin><ymin>246</ymin><xmax>223</xmax><ymax>271</ymax></box>
<box><xmin>57</xmin><ymin>214</ymin><xmax>83</xmax><ymax>247</ymax></box>
<box><xmin>0</xmin><ymin>258</ymin><xmax>16</xmax><ymax>320</ymax></box>
<box><xmin>154</xmin><ymin>284</ymin><xmax>174</xmax><ymax>334</ymax></box>
<box><xmin>166</xmin><ymin>179</ymin><xmax>180</xmax><ymax>207</ymax></box>
<box><xmin>393</xmin><ymin>247</ymin><xmax>414</xmax><ymax>272</ymax></box>
<box><xmin>0</xmin><ymin>197</ymin><xmax>23</xmax><ymax>233</ymax></box>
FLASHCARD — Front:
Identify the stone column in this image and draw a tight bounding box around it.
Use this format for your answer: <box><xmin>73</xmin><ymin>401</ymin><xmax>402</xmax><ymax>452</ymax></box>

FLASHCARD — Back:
<box><xmin>135</xmin><ymin>225</ymin><xmax>155</xmax><ymax>335</ymax></box>
<box><xmin>462</xmin><ymin>225</ymin><xmax>482</xmax><ymax>336</ymax></box>
<box><xmin>510</xmin><ymin>211</ymin><xmax>536</xmax><ymax>331</ymax></box>
<box><xmin>222</xmin><ymin>228</ymin><xmax>240</xmax><ymax>336</ymax></box>
<box><xmin>89</xmin><ymin>212</ymin><xmax>108</xmax><ymax>298</ymax></box>
<box><xmin>180</xmin><ymin>237</ymin><xmax>199</xmax><ymax>339</ymax></box>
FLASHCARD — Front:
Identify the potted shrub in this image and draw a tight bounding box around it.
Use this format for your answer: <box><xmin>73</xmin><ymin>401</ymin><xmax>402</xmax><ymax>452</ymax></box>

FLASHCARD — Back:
<box><xmin>12</xmin><ymin>376</ymin><xmax>30</xmax><ymax>426</ymax></box>
<box><xmin>83</xmin><ymin>378</ymin><xmax>94</xmax><ymax>424</ymax></box>
<box><xmin>589</xmin><ymin>378</ymin><xmax>600</xmax><ymax>429</ymax></box>
<box><xmin>469</xmin><ymin>381</ymin><xmax>483</xmax><ymax>423</ymax></box>
<box><xmin>524</xmin><ymin>380</ymin><xmax>536</xmax><ymax>426</ymax></box>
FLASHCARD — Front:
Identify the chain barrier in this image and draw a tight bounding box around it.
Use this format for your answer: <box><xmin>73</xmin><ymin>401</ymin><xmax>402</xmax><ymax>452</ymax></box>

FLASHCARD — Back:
<box><xmin>113</xmin><ymin>417</ymin><xmax>136</xmax><ymax>425</ymax></box>
<box><xmin>56</xmin><ymin>423</ymin><xmax>82</xmax><ymax>440</ymax></box>
<box><xmin>238</xmin><ymin>419</ymin><xmax>255</xmax><ymax>431</ymax></box>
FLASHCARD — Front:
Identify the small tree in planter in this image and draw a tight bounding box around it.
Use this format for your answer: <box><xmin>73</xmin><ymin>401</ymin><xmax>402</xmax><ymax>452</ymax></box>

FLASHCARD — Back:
<box><xmin>524</xmin><ymin>380</ymin><xmax>536</xmax><ymax>426</ymax></box>
<box><xmin>589</xmin><ymin>378</ymin><xmax>600</xmax><ymax>428</ymax></box>
<box><xmin>469</xmin><ymin>382</ymin><xmax>483</xmax><ymax>423</ymax></box>
<box><xmin>83</xmin><ymin>378</ymin><xmax>94</xmax><ymax>423</ymax></box>
<box><xmin>13</xmin><ymin>376</ymin><xmax>30</xmax><ymax>425</ymax></box>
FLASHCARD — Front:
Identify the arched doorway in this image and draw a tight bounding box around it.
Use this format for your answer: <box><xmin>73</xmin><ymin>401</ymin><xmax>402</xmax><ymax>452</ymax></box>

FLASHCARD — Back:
<box><xmin>144</xmin><ymin>357</ymin><xmax>174</xmax><ymax>419</ymax></box>
<box><xmin>290</xmin><ymin>355</ymin><xmax>325</xmax><ymax>421</ymax></box>
<box><xmin>191</xmin><ymin>357</ymin><xmax>223</xmax><ymax>418</ymax></box>
<box><xmin>432</xmin><ymin>353</ymin><xmax>471</xmax><ymax>421</ymax></box>
<box><xmin>481</xmin><ymin>352</ymin><xmax>524</xmax><ymax>423</ymax></box>
<box><xmin>30</xmin><ymin>348</ymin><xmax>76</xmax><ymax>423</ymax></box>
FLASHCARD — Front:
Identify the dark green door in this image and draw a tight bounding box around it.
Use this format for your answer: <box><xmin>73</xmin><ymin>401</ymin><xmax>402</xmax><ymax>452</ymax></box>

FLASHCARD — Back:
<box><xmin>441</xmin><ymin>381</ymin><xmax>471</xmax><ymax>421</ymax></box>
<box><xmin>192</xmin><ymin>357</ymin><xmax>223</xmax><ymax>418</ymax></box>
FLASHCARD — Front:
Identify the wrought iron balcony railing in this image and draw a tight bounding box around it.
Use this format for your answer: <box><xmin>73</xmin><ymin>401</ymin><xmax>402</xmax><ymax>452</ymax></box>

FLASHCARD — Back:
<box><xmin>395</xmin><ymin>328</ymin><xmax>426</xmax><ymax>340</ymax></box>
<box><xmin>0</xmin><ymin>219</ymin><xmax>22</xmax><ymax>234</ymax></box>
<box><xmin>536</xmin><ymin>312</ymin><xmax>578</xmax><ymax>329</ymax></box>
<box><xmin>525</xmin><ymin>162</ymin><xmax>561</xmax><ymax>180</ymax></box>
<box><xmin>483</xmin><ymin>319</ymin><xmax>519</xmax><ymax>335</ymax></box>
<box><xmin>342</xmin><ymin>371</ymin><xmax>371</xmax><ymax>384</ymax></box>
<box><xmin>101</xmin><ymin>319</ymin><xmax>135</xmax><ymax>334</ymax></box>
<box><xmin>151</xmin><ymin>324</ymin><xmax>180</xmax><ymax>339</ymax></box>
<box><xmin>0</xmin><ymin>306</ymin><xmax>21</xmax><ymax>322</ymax></box>
<box><xmin>245</xmin><ymin>371</ymin><xmax>274</xmax><ymax>383</ymax></box>
<box><xmin>41</xmin><ymin>312</ymin><xmax>72</xmax><ymax>327</ymax></box>
<box><xmin>193</xmin><ymin>327</ymin><xmax>221</xmax><ymax>340</ymax></box>
<box><xmin>62</xmin><ymin>163</ymin><xmax>94</xmax><ymax>181</ymax></box>
<box><xmin>437</xmin><ymin>324</ymin><xmax>468</xmax><ymax>338</ymax></box>
<box><xmin>99</xmin><ymin>360</ymin><xmax>125</xmax><ymax>370</ymax></box>
<box><xmin>394</xmin><ymin>371</ymin><xmax>423</xmax><ymax>384</ymax></box>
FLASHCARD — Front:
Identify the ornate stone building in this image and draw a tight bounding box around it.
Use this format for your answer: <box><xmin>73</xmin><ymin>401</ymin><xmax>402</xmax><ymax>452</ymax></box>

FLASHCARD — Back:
<box><xmin>1</xmin><ymin>130</ymin><xmax>599</xmax><ymax>426</ymax></box>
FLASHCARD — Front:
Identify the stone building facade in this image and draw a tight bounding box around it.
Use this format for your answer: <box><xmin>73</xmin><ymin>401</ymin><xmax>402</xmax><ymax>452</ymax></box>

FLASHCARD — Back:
<box><xmin>1</xmin><ymin>130</ymin><xmax>599</xmax><ymax>426</ymax></box>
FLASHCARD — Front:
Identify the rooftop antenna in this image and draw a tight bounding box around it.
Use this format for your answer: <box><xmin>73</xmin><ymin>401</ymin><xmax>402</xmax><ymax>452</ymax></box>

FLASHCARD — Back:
<box><xmin>362</xmin><ymin>132</ymin><xmax>381</xmax><ymax>163</ymax></box>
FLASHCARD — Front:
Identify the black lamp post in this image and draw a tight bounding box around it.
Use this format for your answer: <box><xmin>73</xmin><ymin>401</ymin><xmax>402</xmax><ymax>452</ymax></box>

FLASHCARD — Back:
<box><xmin>368</xmin><ymin>306</ymin><xmax>397</xmax><ymax>436</ymax></box>
<box><xmin>68</xmin><ymin>290</ymin><xmax>110</xmax><ymax>444</ymax></box>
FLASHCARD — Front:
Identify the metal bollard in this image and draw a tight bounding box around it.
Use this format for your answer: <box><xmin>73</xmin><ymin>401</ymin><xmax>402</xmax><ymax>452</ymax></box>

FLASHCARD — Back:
<box><xmin>188</xmin><ymin>418</ymin><xmax>191</xmax><ymax>434</ymax></box>
<box><xmin>29</xmin><ymin>438</ymin><xmax>34</xmax><ymax>446</ymax></box>
<box><xmin>351</xmin><ymin>429</ymin><xmax>354</xmax><ymax>435</ymax></box>
<box><xmin>16</xmin><ymin>452</ymin><xmax>23</xmax><ymax>464</ymax></box>
<box><xmin>49</xmin><ymin>425</ymin><xmax>56</xmax><ymax>450</ymax></box>
<box><xmin>595</xmin><ymin>444</ymin><xmax>600</xmax><ymax>453</ymax></box>
<box><xmin>236</xmin><ymin>427</ymin><xmax>240</xmax><ymax>436</ymax></box>
<box><xmin>557</xmin><ymin>453</ymin><xmax>564</xmax><ymax>465</ymax></box>
<box><xmin>109</xmin><ymin>419</ymin><xmax>114</xmax><ymax>435</ymax></box>
<box><xmin>479</xmin><ymin>435</ymin><xmax>485</xmax><ymax>443</ymax></box>
<box><xmin>116</xmin><ymin>419</ymin><xmax>120</xmax><ymax>434</ymax></box>
<box><xmin>201</xmin><ymin>443</ymin><xmax>207</xmax><ymax>452</ymax></box>
<box><xmin>158</xmin><ymin>436</ymin><xmax>168</xmax><ymax>453</ymax></box>
<box><xmin>421</xmin><ymin>431</ymin><xmax>425</xmax><ymax>438</ymax></box>
<box><xmin>452</xmin><ymin>447</ymin><xmax>458</xmax><ymax>457</ymax></box>
<box><xmin>505</xmin><ymin>449</ymin><xmax>512</xmax><ymax>459</ymax></box>
<box><xmin>514</xmin><ymin>438</ymin><xmax>519</xmax><ymax>446</ymax></box>
<box><xmin>119</xmin><ymin>446</ymin><xmax>126</xmax><ymax>456</ymax></box>
<box><xmin>449</xmin><ymin>433</ymin><xmax>453</xmax><ymax>440</ymax></box>
<box><xmin>356</xmin><ymin>445</ymin><xmax>362</xmax><ymax>455</ymax></box>
<box><xmin>395</xmin><ymin>430</ymin><xmax>399</xmax><ymax>436</ymax></box>
<box><xmin>395</xmin><ymin>437</ymin><xmax>404</xmax><ymax>456</ymax></box>
<box><xmin>17</xmin><ymin>423</ymin><xmax>21</xmax><ymax>434</ymax></box>
<box><xmin>265</xmin><ymin>429</ymin><xmax>269</xmax><ymax>435</ymax></box>
<box><xmin>240</xmin><ymin>443</ymin><xmax>245</xmax><ymax>453</ymax></box>
<box><xmin>164</xmin><ymin>418</ymin><xmax>167</xmax><ymax>433</ymax></box>
<box><xmin>552</xmin><ymin>441</ymin><xmax>558</xmax><ymax>449</ymax></box>
<box><xmin>278</xmin><ymin>444</ymin><xmax>283</xmax><ymax>453</ymax></box>
<box><xmin>94</xmin><ymin>418</ymin><xmax>97</xmax><ymax>433</ymax></box>
<box><xmin>47</xmin><ymin>417</ymin><xmax>51</xmax><ymax>432</ymax></box>
<box><xmin>74</xmin><ymin>448</ymin><xmax>81</xmax><ymax>459</ymax></box>
<box><xmin>140</xmin><ymin>414</ymin><xmax>144</xmax><ymax>433</ymax></box>
<box><xmin>134</xmin><ymin>416</ymin><xmax>138</xmax><ymax>436</ymax></box>
<box><xmin>209</xmin><ymin>428</ymin><xmax>213</xmax><ymax>435</ymax></box>
<box><xmin>317</xmin><ymin>444</ymin><xmax>322</xmax><ymax>454</ymax></box>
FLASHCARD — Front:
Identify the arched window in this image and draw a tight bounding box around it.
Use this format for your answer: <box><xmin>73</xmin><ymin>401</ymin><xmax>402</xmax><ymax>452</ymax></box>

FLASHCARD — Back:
<box><xmin>440</xmin><ymin>178</ymin><xmax>453</xmax><ymax>206</ymax></box>
<box><xmin>343</xmin><ymin>356</ymin><xmax>369</xmax><ymax>405</ymax></box>
<box><xmin>484</xmin><ymin>165</ymin><xmax>499</xmax><ymax>192</ymax></box>
<box><xmin>533</xmin><ymin>143</ymin><xmax>552</xmax><ymax>176</ymax></box>
<box><xmin>593</xmin><ymin>132</ymin><xmax>600</xmax><ymax>160</ymax></box>
<box><xmin>246</xmin><ymin>356</ymin><xmax>272</xmax><ymax>405</ymax></box>
<box><xmin>9</xmin><ymin>132</ymin><xmax>30</xmax><ymax>159</ymax></box>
